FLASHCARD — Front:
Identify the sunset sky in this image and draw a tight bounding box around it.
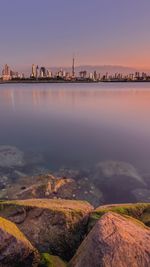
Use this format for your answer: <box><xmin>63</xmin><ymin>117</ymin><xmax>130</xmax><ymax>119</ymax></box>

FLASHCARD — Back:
<box><xmin>1</xmin><ymin>0</ymin><xmax>150</xmax><ymax>71</ymax></box>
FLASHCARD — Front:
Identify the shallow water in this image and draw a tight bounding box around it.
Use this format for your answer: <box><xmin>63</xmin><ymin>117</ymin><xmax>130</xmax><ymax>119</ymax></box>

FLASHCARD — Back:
<box><xmin>0</xmin><ymin>82</ymin><xmax>150</xmax><ymax>203</ymax></box>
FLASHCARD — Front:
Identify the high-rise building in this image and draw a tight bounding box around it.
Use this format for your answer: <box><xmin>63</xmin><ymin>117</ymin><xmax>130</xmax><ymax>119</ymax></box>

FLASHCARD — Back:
<box><xmin>31</xmin><ymin>64</ymin><xmax>36</xmax><ymax>78</ymax></box>
<box><xmin>40</xmin><ymin>67</ymin><xmax>46</xmax><ymax>77</ymax></box>
<box><xmin>36</xmin><ymin>65</ymin><xmax>39</xmax><ymax>79</ymax></box>
<box><xmin>72</xmin><ymin>57</ymin><xmax>75</xmax><ymax>77</ymax></box>
<box><xmin>2</xmin><ymin>64</ymin><xmax>10</xmax><ymax>76</ymax></box>
<box><xmin>2</xmin><ymin>64</ymin><xmax>11</xmax><ymax>80</ymax></box>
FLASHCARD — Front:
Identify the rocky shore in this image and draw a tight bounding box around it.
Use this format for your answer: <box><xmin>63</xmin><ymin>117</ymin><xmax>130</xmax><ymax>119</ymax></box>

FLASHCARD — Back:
<box><xmin>0</xmin><ymin>145</ymin><xmax>150</xmax><ymax>266</ymax></box>
<box><xmin>0</xmin><ymin>200</ymin><xmax>150</xmax><ymax>267</ymax></box>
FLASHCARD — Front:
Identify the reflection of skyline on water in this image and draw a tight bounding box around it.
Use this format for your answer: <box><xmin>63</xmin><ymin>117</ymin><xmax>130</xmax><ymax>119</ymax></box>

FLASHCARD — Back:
<box><xmin>1</xmin><ymin>83</ymin><xmax>150</xmax><ymax>173</ymax></box>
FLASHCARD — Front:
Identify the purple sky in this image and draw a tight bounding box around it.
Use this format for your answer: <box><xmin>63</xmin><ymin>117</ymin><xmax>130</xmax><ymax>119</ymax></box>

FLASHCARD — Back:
<box><xmin>1</xmin><ymin>0</ymin><xmax>150</xmax><ymax>72</ymax></box>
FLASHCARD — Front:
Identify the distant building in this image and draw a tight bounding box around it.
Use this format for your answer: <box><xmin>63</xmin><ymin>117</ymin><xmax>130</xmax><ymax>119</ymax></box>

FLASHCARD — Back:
<box><xmin>40</xmin><ymin>67</ymin><xmax>46</xmax><ymax>77</ymax></box>
<box><xmin>47</xmin><ymin>70</ymin><xmax>53</xmax><ymax>78</ymax></box>
<box><xmin>36</xmin><ymin>65</ymin><xmax>39</xmax><ymax>79</ymax></box>
<box><xmin>93</xmin><ymin>71</ymin><xmax>97</xmax><ymax>80</ymax></box>
<box><xmin>79</xmin><ymin>70</ymin><xmax>87</xmax><ymax>79</ymax></box>
<box><xmin>2</xmin><ymin>64</ymin><xmax>11</xmax><ymax>80</ymax></box>
<box><xmin>89</xmin><ymin>72</ymin><xmax>94</xmax><ymax>80</ymax></box>
<box><xmin>72</xmin><ymin>57</ymin><xmax>75</xmax><ymax>77</ymax></box>
<box><xmin>31</xmin><ymin>64</ymin><xmax>36</xmax><ymax>78</ymax></box>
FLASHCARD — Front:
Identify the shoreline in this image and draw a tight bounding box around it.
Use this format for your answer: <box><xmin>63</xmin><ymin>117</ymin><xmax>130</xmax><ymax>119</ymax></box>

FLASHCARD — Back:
<box><xmin>1</xmin><ymin>79</ymin><xmax>150</xmax><ymax>84</ymax></box>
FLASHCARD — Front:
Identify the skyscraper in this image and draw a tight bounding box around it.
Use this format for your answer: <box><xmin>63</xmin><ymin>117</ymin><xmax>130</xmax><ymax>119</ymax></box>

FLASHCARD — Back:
<box><xmin>2</xmin><ymin>64</ymin><xmax>11</xmax><ymax>80</ymax></box>
<box><xmin>72</xmin><ymin>57</ymin><xmax>75</xmax><ymax>78</ymax></box>
<box><xmin>31</xmin><ymin>64</ymin><xmax>36</xmax><ymax>78</ymax></box>
<box><xmin>36</xmin><ymin>65</ymin><xmax>39</xmax><ymax>79</ymax></box>
<box><xmin>2</xmin><ymin>64</ymin><xmax>10</xmax><ymax>76</ymax></box>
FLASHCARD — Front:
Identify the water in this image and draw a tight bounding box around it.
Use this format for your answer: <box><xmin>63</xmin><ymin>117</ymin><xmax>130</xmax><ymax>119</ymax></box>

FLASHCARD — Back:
<box><xmin>0</xmin><ymin>82</ymin><xmax>150</xmax><ymax>204</ymax></box>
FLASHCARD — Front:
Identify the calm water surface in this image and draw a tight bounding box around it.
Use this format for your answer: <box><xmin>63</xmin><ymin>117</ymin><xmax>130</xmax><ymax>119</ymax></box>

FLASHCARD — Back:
<box><xmin>1</xmin><ymin>83</ymin><xmax>150</xmax><ymax>170</ymax></box>
<box><xmin>0</xmin><ymin>83</ymin><xmax>150</xmax><ymax>203</ymax></box>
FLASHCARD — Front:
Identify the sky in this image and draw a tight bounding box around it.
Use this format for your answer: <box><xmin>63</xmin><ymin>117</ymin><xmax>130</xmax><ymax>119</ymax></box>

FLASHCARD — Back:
<box><xmin>1</xmin><ymin>0</ymin><xmax>150</xmax><ymax>72</ymax></box>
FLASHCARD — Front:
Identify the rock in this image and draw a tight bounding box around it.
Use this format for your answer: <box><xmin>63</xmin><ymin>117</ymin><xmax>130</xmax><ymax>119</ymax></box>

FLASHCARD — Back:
<box><xmin>0</xmin><ymin>145</ymin><xmax>25</xmax><ymax>167</ymax></box>
<box><xmin>3</xmin><ymin>174</ymin><xmax>76</xmax><ymax>200</ymax></box>
<box><xmin>0</xmin><ymin>216</ymin><xmax>39</xmax><ymax>267</ymax></box>
<box><xmin>132</xmin><ymin>188</ymin><xmax>150</xmax><ymax>202</ymax></box>
<box><xmin>0</xmin><ymin>199</ymin><xmax>93</xmax><ymax>261</ymax></box>
<box><xmin>3</xmin><ymin>172</ymin><xmax>103</xmax><ymax>207</ymax></box>
<box><xmin>93</xmin><ymin>160</ymin><xmax>145</xmax><ymax>203</ymax></box>
<box><xmin>95</xmin><ymin>161</ymin><xmax>143</xmax><ymax>183</ymax></box>
<box><xmin>69</xmin><ymin>212</ymin><xmax>150</xmax><ymax>267</ymax></box>
<box><xmin>89</xmin><ymin>203</ymin><xmax>150</xmax><ymax>230</ymax></box>
<box><xmin>39</xmin><ymin>253</ymin><xmax>66</xmax><ymax>267</ymax></box>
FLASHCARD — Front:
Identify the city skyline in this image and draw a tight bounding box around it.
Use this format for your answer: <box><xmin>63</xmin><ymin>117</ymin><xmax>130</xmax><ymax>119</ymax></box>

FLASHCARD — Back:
<box><xmin>1</xmin><ymin>0</ymin><xmax>150</xmax><ymax>71</ymax></box>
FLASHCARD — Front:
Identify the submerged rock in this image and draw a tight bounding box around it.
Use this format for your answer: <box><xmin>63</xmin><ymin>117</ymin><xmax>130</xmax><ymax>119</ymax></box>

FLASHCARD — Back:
<box><xmin>2</xmin><ymin>172</ymin><xmax>103</xmax><ymax>207</ymax></box>
<box><xmin>95</xmin><ymin>160</ymin><xmax>144</xmax><ymax>183</ymax></box>
<box><xmin>0</xmin><ymin>216</ymin><xmax>39</xmax><ymax>267</ymax></box>
<box><xmin>0</xmin><ymin>199</ymin><xmax>93</xmax><ymax>261</ymax></box>
<box><xmin>69</xmin><ymin>212</ymin><xmax>150</xmax><ymax>267</ymax></box>
<box><xmin>0</xmin><ymin>145</ymin><xmax>25</xmax><ymax>168</ymax></box>
<box><xmin>132</xmin><ymin>188</ymin><xmax>150</xmax><ymax>202</ymax></box>
<box><xmin>93</xmin><ymin>160</ymin><xmax>146</xmax><ymax>203</ymax></box>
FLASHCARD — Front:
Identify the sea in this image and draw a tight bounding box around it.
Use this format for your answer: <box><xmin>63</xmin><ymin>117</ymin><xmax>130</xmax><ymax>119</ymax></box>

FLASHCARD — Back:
<box><xmin>0</xmin><ymin>82</ymin><xmax>150</xmax><ymax>204</ymax></box>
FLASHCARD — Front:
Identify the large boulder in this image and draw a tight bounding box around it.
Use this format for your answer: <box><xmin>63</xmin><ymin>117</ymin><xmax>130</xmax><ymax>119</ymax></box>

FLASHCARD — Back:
<box><xmin>0</xmin><ymin>216</ymin><xmax>39</xmax><ymax>267</ymax></box>
<box><xmin>89</xmin><ymin>203</ymin><xmax>150</xmax><ymax>230</ymax></box>
<box><xmin>69</xmin><ymin>212</ymin><xmax>150</xmax><ymax>267</ymax></box>
<box><xmin>0</xmin><ymin>199</ymin><xmax>93</xmax><ymax>261</ymax></box>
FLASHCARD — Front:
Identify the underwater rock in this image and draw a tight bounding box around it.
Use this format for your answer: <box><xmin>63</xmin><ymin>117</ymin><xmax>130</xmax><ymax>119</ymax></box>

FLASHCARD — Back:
<box><xmin>132</xmin><ymin>188</ymin><xmax>150</xmax><ymax>202</ymax></box>
<box><xmin>95</xmin><ymin>160</ymin><xmax>144</xmax><ymax>183</ymax></box>
<box><xmin>0</xmin><ymin>145</ymin><xmax>25</xmax><ymax>168</ymax></box>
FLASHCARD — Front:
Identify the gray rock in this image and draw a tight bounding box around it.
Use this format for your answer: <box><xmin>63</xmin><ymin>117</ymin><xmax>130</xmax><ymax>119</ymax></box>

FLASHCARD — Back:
<box><xmin>95</xmin><ymin>160</ymin><xmax>144</xmax><ymax>184</ymax></box>
<box><xmin>0</xmin><ymin>145</ymin><xmax>25</xmax><ymax>167</ymax></box>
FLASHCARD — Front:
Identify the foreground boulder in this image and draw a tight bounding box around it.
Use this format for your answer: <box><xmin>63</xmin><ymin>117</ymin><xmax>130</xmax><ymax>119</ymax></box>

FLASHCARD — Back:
<box><xmin>0</xmin><ymin>216</ymin><xmax>39</xmax><ymax>267</ymax></box>
<box><xmin>0</xmin><ymin>199</ymin><xmax>93</xmax><ymax>261</ymax></box>
<box><xmin>89</xmin><ymin>203</ymin><xmax>150</xmax><ymax>230</ymax></box>
<box><xmin>69</xmin><ymin>212</ymin><xmax>150</xmax><ymax>267</ymax></box>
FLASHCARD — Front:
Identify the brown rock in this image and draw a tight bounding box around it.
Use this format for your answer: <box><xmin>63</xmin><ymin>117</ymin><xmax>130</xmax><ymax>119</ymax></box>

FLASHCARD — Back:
<box><xmin>0</xmin><ymin>199</ymin><xmax>93</xmax><ymax>261</ymax></box>
<box><xmin>69</xmin><ymin>212</ymin><xmax>150</xmax><ymax>267</ymax></box>
<box><xmin>0</xmin><ymin>216</ymin><xmax>39</xmax><ymax>267</ymax></box>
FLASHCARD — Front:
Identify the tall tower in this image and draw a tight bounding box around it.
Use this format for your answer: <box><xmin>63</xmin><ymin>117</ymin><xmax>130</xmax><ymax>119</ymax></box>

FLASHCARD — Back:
<box><xmin>36</xmin><ymin>65</ymin><xmax>39</xmax><ymax>79</ymax></box>
<box><xmin>72</xmin><ymin>56</ymin><xmax>75</xmax><ymax>77</ymax></box>
<box><xmin>32</xmin><ymin>64</ymin><xmax>36</xmax><ymax>78</ymax></box>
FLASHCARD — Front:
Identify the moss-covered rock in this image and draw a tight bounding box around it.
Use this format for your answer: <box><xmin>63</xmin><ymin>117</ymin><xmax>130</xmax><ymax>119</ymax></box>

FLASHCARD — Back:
<box><xmin>89</xmin><ymin>203</ymin><xmax>150</xmax><ymax>230</ymax></box>
<box><xmin>0</xmin><ymin>216</ymin><xmax>40</xmax><ymax>267</ymax></box>
<box><xmin>39</xmin><ymin>253</ymin><xmax>67</xmax><ymax>267</ymax></box>
<box><xmin>0</xmin><ymin>199</ymin><xmax>93</xmax><ymax>261</ymax></box>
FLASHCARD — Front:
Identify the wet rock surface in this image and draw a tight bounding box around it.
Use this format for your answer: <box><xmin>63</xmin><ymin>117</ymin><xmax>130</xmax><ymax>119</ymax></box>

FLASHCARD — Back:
<box><xmin>0</xmin><ymin>199</ymin><xmax>93</xmax><ymax>261</ymax></box>
<box><xmin>0</xmin><ymin>145</ymin><xmax>25</xmax><ymax>168</ymax></box>
<box><xmin>0</xmin><ymin>145</ymin><xmax>150</xmax><ymax>206</ymax></box>
<box><xmin>92</xmin><ymin>160</ymin><xmax>147</xmax><ymax>204</ymax></box>
<box><xmin>0</xmin><ymin>216</ymin><xmax>40</xmax><ymax>267</ymax></box>
<box><xmin>69</xmin><ymin>212</ymin><xmax>150</xmax><ymax>267</ymax></box>
<box><xmin>1</xmin><ymin>172</ymin><xmax>103</xmax><ymax>207</ymax></box>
